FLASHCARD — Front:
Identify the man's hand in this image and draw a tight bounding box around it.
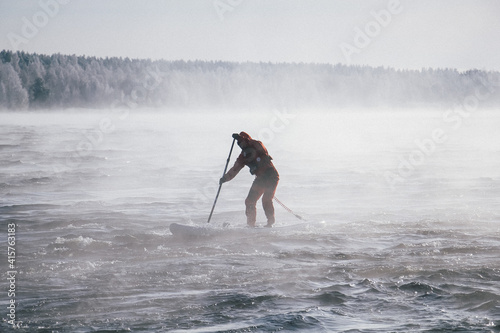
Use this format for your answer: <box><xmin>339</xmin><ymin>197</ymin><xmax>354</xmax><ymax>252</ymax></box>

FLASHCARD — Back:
<box><xmin>219</xmin><ymin>176</ymin><xmax>227</xmax><ymax>185</ymax></box>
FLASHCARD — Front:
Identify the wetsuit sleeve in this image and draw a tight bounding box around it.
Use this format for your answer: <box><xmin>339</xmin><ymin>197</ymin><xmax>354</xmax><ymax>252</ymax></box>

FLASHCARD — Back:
<box><xmin>224</xmin><ymin>153</ymin><xmax>245</xmax><ymax>181</ymax></box>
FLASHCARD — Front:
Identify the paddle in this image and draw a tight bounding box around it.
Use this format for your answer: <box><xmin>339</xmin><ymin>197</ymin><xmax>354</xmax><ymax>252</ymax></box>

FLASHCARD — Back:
<box><xmin>207</xmin><ymin>137</ymin><xmax>236</xmax><ymax>223</ymax></box>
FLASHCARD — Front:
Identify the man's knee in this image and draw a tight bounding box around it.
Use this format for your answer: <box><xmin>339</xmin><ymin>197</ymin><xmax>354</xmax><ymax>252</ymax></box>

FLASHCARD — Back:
<box><xmin>245</xmin><ymin>196</ymin><xmax>257</xmax><ymax>207</ymax></box>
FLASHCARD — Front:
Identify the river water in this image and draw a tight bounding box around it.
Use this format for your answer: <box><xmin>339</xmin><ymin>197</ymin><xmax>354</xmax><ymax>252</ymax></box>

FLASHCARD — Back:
<box><xmin>1</xmin><ymin>109</ymin><xmax>499</xmax><ymax>332</ymax></box>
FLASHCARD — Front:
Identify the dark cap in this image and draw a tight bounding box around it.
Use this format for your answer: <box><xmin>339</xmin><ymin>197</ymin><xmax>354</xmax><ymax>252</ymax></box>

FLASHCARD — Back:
<box><xmin>232</xmin><ymin>132</ymin><xmax>252</xmax><ymax>143</ymax></box>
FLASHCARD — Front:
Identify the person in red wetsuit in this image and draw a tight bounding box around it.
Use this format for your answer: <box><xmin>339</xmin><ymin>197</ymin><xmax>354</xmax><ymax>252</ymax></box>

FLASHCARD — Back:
<box><xmin>220</xmin><ymin>132</ymin><xmax>279</xmax><ymax>227</ymax></box>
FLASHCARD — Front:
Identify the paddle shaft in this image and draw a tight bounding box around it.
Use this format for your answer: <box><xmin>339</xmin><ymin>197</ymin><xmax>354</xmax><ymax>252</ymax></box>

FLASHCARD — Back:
<box><xmin>207</xmin><ymin>137</ymin><xmax>236</xmax><ymax>223</ymax></box>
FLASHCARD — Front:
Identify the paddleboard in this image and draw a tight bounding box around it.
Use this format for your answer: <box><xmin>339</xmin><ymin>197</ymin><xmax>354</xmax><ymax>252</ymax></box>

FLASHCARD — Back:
<box><xmin>169</xmin><ymin>222</ymin><xmax>221</xmax><ymax>238</ymax></box>
<box><xmin>169</xmin><ymin>221</ymin><xmax>325</xmax><ymax>238</ymax></box>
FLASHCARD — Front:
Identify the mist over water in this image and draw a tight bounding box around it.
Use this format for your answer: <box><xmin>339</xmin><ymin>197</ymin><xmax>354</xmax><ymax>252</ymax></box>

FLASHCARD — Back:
<box><xmin>1</xmin><ymin>109</ymin><xmax>499</xmax><ymax>332</ymax></box>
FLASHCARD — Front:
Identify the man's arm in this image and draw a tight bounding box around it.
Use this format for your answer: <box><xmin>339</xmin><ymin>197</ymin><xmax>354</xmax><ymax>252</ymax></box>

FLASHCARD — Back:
<box><xmin>220</xmin><ymin>153</ymin><xmax>245</xmax><ymax>184</ymax></box>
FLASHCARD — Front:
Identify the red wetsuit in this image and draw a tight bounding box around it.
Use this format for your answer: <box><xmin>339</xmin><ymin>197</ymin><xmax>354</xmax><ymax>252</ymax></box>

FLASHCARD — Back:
<box><xmin>223</xmin><ymin>132</ymin><xmax>279</xmax><ymax>227</ymax></box>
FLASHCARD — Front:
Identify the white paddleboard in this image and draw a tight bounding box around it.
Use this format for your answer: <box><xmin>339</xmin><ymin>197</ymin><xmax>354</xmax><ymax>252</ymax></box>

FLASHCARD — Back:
<box><xmin>169</xmin><ymin>221</ymin><xmax>324</xmax><ymax>238</ymax></box>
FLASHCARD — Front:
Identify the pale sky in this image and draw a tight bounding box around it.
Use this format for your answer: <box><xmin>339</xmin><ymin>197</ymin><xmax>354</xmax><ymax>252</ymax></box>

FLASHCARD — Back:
<box><xmin>1</xmin><ymin>0</ymin><xmax>499</xmax><ymax>71</ymax></box>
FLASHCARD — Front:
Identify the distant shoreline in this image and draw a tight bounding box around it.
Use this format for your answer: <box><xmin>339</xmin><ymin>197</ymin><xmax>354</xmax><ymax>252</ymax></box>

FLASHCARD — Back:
<box><xmin>1</xmin><ymin>50</ymin><xmax>499</xmax><ymax>111</ymax></box>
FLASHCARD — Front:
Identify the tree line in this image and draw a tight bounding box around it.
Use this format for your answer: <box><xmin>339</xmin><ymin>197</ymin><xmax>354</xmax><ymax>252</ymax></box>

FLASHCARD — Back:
<box><xmin>1</xmin><ymin>49</ymin><xmax>499</xmax><ymax>111</ymax></box>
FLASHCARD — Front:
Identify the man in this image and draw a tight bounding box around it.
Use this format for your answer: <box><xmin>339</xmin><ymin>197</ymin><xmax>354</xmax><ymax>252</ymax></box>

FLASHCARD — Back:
<box><xmin>220</xmin><ymin>132</ymin><xmax>279</xmax><ymax>227</ymax></box>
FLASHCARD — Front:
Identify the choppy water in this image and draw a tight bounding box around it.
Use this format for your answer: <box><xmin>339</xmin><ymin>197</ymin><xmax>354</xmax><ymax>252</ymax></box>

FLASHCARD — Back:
<box><xmin>1</xmin><ymin>109</ymin><xmax>500</xmax><ymax>332</ymax></box>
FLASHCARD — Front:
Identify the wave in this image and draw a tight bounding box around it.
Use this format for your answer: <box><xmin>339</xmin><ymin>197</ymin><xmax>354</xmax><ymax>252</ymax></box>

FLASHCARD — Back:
<box><xmin>452</xmin><ymin>290</ymin><xmax>500</xmax><ymax>312</ymax></box>
<box><xmin>398</xmin><ymin>281</ymin><xmax>447</xmax><ymax>296</ymax></box>
<box><xmin>20</xmin><ymin>176</ymin><xmax>53</xmax><ymax>185</ymax></box>
<box><xmin>312</xmin><ymin>290</ymin><xmax>347</xmax><ymax>306</ymax></box>
<box><xmin>0</xmin><ymin>159</ymin><xmax>24</xmax><ymax>166</ymax></box>
<box><xmin>175</xmin><ymin>292</ymin><xmax>326</xmax><ymax>332</ymax></box>
<box><xmin>0</xmin><ymin>203</ymin><xmax>63</xmax><ymax>212</ymax></box>
<box><xmin>0</xmin><ymin>144</ymin><xmax>19</xmax><ymax>149</ymax></box>
<box><xmin>47</xmin><ymin>235</ymin><xmax>112</xmax><ymax>254</ymax></box>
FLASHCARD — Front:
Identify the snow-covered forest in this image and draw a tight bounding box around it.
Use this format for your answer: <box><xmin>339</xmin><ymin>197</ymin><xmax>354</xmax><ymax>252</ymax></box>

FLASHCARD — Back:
<box><xmin>1</xmin><ymin>50</ymin><xmax>499</xmax><ymax>111</ymax></box>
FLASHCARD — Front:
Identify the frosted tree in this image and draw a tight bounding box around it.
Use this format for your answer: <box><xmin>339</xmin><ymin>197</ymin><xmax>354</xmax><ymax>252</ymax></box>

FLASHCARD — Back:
<box><xmin>29</xmin><ymin>77</ymin><xmax>50</xmax><ymax>107</ymax></box>
<box><xmin>0</xmin><ymin>81</ymin><xmax>6</xmax><ymax>108</ymax></box>
<box><xmin>0</xmin><ymin>62</ymin><xmax>29</xmax><ymax>109</ymax></box>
